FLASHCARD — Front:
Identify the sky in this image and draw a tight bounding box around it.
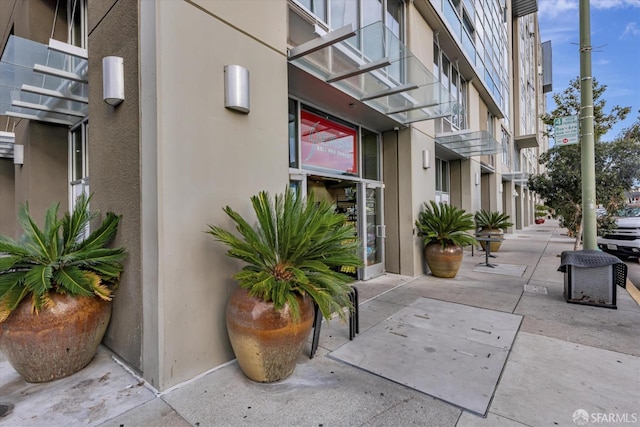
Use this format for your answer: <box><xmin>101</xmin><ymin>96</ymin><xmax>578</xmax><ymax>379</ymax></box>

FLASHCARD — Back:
<box><xmin>537</xmin><ymin>0</ymin><xmax>640</xmax><ymax>141</ymax></box>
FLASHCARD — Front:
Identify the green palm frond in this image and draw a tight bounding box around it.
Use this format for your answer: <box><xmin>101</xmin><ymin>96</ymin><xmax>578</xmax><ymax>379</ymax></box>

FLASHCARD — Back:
<box><xmin>62</xmin><ymin>193</ymin><xmax>95</xmax><ymax>250</ymax></box>
<box><xmin>416</xmin><ymin>201</ymin><xmax>477</xmax><ymax>248</ymax></box>
<box><xmin>207</xmin><ymin>188</ymin><xmax>362</xmax><ymax>321</ymax></box>
<box><xmin>0</xmin><ymin>193</ymin><xmax>126</xmax><ymax>322</ymax></box>
<box><xmin>474</xmin><ymin>210</ymin><xmax>513</xmax><ymax>231</ymax></box>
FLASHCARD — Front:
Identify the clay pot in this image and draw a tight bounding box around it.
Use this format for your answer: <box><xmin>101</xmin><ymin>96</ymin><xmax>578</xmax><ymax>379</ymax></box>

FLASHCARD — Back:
<box><xmin>476</xmin><ymin>228</ymin><xmax>504</xmax><ymax>252</ymax></box>
<box><xmin>226</xmin><ymin>287</ymin><xmax>314</xmax><ymax>383</ymax></box>
<box><xmin>424</xmin><ymin>241</ymin><xmax>464</xmax><ymax>278</ymax></box>
<box><xmin>0</xmin><ymin>293</ymin><xmax>112</xmax><ymax>383</ymax></box>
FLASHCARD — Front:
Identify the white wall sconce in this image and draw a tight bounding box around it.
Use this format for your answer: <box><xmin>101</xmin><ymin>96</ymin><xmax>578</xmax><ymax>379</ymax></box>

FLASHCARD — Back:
<box><xmin>13</xmin><ymin>144</ymin><xmax>24</xmax><ymax>165</ymax></box>
<box><xmin>475</xmin><ymin>172</ymin><xmax>480</xmax><ymax>186</ymax></box>
<box><xmin>422</xmin><ymin>150</ymin><xmax>431</xmax><ymax>169</ymax></box>
<box><xmin>103</xmin><ymin>56</ymin><xmax>124</xmax><ymax>106</ymax></box>
<box><xmin>224</xmin><ymin>65</ymin><xmax>250</xmax><ymax>114</ymax></box>
<box><xmin>499</xmin><ymin>183</ymin><xmax>504</xmax><ymax>193</ymax></box>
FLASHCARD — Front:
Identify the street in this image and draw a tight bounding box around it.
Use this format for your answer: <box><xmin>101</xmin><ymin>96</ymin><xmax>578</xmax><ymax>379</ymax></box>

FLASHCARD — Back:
<box><xmin>626</xmin><ymin>257</ymin><xmax>640</xmax><ymax>288</ymax></box>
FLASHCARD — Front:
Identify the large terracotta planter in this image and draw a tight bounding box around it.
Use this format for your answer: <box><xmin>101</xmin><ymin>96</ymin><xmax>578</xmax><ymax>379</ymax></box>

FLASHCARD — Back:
<box><xmin>424</xmin><ymin>241</ymin><xmax>464</xmax><ymax>278</ymax></box>
<box><xmin>0</xmin><ymin>293</ymin><xmax>112</xmax><ymax>383</ymax></box>
<box><xmin>226</xmin><ymin>287</ymin><xmax>314</xmax><ymax>383</ymax></box>
<box><xmin>477</xmin><ymin>228</ymin><xmax>504</xmax><ymax>252</ymax></box>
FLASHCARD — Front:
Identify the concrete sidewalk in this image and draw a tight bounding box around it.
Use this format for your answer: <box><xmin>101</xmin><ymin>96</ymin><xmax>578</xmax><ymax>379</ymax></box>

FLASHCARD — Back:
<box><xmin>1</xmin><ymin>219</ymin><xmax>639</xmax><ymax>426</ymax></box>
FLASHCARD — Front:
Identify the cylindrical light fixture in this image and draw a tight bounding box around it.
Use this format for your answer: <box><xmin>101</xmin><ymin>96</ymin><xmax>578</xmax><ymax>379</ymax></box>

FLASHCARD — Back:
<box><xmin>103</xmin><ymin>56</ymin><xmax>124</xmax><ymax>106</ymax></box>
<box><xmin>422</xmin><ymin>150</ymin><xmax>431</xmax><ymax>169</ymax></box>
<box><xmin>224</xmin><ymin>65</ymin><xmax>250</xmax><ymax>114</ymax></box>
<box><xmin>13</xmin><ymin>144</ymin><xmax>24</xmax><ymax>165</ymax></box>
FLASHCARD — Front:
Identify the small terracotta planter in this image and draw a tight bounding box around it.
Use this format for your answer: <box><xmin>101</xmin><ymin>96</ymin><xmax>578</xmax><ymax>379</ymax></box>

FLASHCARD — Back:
<box><xmin>226</xmin><ymin>287</ymin><xmax>314</xmax><ymax>382</ymax></box>
<box><xmin>424</xmin><ymin>241</ymin><xmax>464</xmax><ymax>278</ymax></box>
<box><xmin>0</xmin><ymin>293</ymin><xmax>112</xmax><ymax>383</ymax></box>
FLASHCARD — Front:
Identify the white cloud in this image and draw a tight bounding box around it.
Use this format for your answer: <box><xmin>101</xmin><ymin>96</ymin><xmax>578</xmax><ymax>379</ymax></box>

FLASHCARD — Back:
<box><xmin>592</xmin><ymin>0</ymin><xmax>640</xmax><ymax>9</ymax></box>
<box><xmin>620</xmin><ymin>22</ymin><xmax>640</xmax><ymax>38</ymax></box>
<box><xmin>538</xmin><ymin>0</ymin><xmax>578</xmax><ymax>19</ymax></box>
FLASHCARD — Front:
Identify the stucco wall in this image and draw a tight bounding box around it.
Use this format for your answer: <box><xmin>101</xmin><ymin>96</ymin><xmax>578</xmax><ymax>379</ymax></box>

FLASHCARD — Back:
<box><xmin>87</xmin><ymin>0</ymin><xmax>143</xmax><ymax>373</ymax></box>
<box><xmin>0</xmin><ymin>160</ymin><xmax>15</xmax><ymax>237</ymax></box>
<box><xmin>144</xmin><ymin>0</ymin><xmax>290</xmax><ymax>390</ymax></box>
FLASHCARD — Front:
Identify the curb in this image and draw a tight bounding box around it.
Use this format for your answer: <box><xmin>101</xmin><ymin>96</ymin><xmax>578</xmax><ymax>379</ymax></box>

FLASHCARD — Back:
<box><xmin>626</xmin><ymin>279</ymin><xmax>640</xmax><ymax>306</ymax></box>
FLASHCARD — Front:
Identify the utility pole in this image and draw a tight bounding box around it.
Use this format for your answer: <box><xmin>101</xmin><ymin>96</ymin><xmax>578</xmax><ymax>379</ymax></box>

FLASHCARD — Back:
<box><xmin>580</xmin><ymin>0</ymin><xmax>597</xmax><ymax>250</ymax></box>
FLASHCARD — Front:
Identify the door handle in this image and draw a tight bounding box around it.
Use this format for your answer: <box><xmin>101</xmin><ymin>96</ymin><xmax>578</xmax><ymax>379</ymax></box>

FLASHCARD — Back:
<box><xmin>376</xmin><ymin>225</ymin><xmax>386</xmax><ymax>238</ymax></box>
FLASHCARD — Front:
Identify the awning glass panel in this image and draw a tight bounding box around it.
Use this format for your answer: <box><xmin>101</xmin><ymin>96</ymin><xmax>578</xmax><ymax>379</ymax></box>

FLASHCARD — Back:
<box><xmin>0</xmin><ymin>131</ymin><xmax>15</xmax><ymax>159</ymax></box>
<box><xmin>435</xmin><ymin>130</ymin><xmax>503</xmax><ymax>158</ymax></box>
<box><xmin>288</xmin><ymin>21</ymin><xmax>461</xmax><ymax>126</ymax></box>
<box><xmin>0</xmin><ymin>35</ymin><xmax>88</xmax><ymax>126</ymax></box>
<box><xmin>514</xmin><ymin>134</ymin><xmax>539</xmax><ymax>149</ymax></box>
<box><xmin>503</xmin><ymin>171</ymin><xmax>530</xmax><ymax>185</ymax></box>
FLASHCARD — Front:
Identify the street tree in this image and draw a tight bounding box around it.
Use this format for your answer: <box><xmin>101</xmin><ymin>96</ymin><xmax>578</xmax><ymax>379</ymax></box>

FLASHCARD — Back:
<box><xmin>529</xmin><ymin>78</ymin><xmax>639</xmax><ymax>248</ymax></box>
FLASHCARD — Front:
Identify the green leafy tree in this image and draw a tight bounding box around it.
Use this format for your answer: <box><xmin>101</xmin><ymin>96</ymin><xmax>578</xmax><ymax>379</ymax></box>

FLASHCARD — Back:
<box><xmin>530</xmin><ymin>79</ymin><xmax>639</xmax><ymax>247</ymax></box>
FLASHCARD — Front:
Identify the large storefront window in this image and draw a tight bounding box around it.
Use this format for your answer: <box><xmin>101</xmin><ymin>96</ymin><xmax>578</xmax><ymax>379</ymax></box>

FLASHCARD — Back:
<box><xmin>289</xmin><ymin>100</ymin><xmax>385</xmax><ymax>280</ymax></box>
<box><xmin>300</xmin><ymin>109</ymin><xmax>358</xmax><ymax>175</ymax></box>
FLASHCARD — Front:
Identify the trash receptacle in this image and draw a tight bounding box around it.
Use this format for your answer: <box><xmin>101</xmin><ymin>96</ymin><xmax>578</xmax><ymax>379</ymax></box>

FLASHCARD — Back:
<box><xmin>558</xmin><ymin>250</ymin><xmax>627</xmax><ymax>309</ymax></box>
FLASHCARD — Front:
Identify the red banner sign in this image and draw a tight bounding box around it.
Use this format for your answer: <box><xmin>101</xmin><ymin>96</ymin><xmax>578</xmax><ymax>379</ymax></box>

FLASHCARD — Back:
<box><xmin>300</xmin><ymin>110</ymin><xmax>357</xmax><ymax>175</ymax></box>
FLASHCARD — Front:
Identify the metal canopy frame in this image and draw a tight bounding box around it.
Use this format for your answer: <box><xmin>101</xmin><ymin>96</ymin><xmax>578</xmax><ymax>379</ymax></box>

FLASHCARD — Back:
<box><xmin>0</xmin><ymin>131</ymin><xmax>15</xmax><ymax>159</ymax></box>
<box><xmin>0</xmin><ymin>35</ymin><xmax>88</xmax><ymax>127</ymax></box>
<box><xmin>288</xmin><ymin>21</ymin><xmax>461</xmax><ymax>126</ymax></box>
<box><xmin>435</xmin><ymin>130</ymin><xmax>503</xmax><ymax>158</ymax></box>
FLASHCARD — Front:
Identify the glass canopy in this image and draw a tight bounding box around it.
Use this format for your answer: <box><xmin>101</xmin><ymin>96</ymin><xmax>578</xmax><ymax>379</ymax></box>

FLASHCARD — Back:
<box><xmin>503</xmin><ymin>171</ymin><xmax>530</xmax><ymax>186</ymax></box>
<box><xmin>288</xmin><ymin>22</ymin><xmax>460</xmax><ymax>126</ymax></box>
<box><xmin>0</xmin><ymin>131</ymin><xmax>15</xmax><ymax>159</ymax></box>
<box><xmin>434</xmin><ymin>130</ymin><xmax>503</xmax><ymax>158</ymax></box>
<box><xmin>0</xmin><ymin>35</ymin><xmax>88</xmax><ymax>126</ymax></box>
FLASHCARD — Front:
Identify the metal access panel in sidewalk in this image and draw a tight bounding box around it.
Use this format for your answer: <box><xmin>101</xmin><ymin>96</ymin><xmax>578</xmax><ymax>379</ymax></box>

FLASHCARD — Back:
<box><xmin>328</xmin><ymin>297</ymin><xmax>522</xmax><ymax>416</ymax></box>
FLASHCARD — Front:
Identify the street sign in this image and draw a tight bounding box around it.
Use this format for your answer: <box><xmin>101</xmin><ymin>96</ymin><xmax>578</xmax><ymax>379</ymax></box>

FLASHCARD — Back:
<box><xmin>553</xmin><ymin>115</ymin><xmax>579</xmax><ymax>146</ymax></box>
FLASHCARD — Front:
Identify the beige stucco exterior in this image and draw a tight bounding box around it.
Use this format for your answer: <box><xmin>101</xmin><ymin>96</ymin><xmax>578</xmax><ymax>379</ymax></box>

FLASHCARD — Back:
<box><xmin>0</xmin><ymin>0</ymin><xmax>548</xmax><ymax>392</ymax></box>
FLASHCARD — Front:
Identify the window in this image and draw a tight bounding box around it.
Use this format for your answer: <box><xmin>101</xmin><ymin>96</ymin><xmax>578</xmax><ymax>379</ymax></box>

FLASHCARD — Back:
<box><xmin>296</xmin><ymin>0</ymin><xmax>404</xmax><ymax>40</ymax></box>
<box><xmin>298</xmin><ymin>0</ymin><xmax>327</xmax><ymax>22</ymax></box>
<box><xmin>67</xmin><ymin>0</ymin><xmax>89</xmax><ymax>214</ymax></box>
<box><xmin>435</xmin><ymin>158</ymin><xmax>450</xmax><ymax>192</ymax></box>
<box><xmin>433</xmin><ymin>45</ymin><xmax>467</xmax><ymax>132</ymax></box>
<box><xmin>501</xmin><ymin>128</ymin><xmax>510</xmax><ymax>167</ymax></box>
<box><xmin>68</xmin><ymin>0</ymin><xmax>87</xmax><ymax>48</ymax></box>
<box><xmin>362</xmin><ymin>128</ymin><xmax>380</xmax><ymax>180</ymax></box>
<box><xmin>289</xmin><ymin>99</ymin><xmax>299</xmax><ymax>168</ymax></box>
<box><xmin>69</xmin><ymin>120</ymin><xmax>89</xmax><ymax>213</ymax></box>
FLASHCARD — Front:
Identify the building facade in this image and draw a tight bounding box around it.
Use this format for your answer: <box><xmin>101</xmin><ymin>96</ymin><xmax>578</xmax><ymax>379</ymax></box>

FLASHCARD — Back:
<box><xmin>0</xmin><ymin>0</ymin><xmax>549</xmax><ymax>391</ymax></box>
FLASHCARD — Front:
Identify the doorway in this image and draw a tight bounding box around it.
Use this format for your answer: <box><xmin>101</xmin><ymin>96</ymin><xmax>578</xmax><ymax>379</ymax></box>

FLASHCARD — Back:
<box><xmin>306</xmin><ymin>175</ymin><xmax>385</xmax><ymax>280</ymax></box>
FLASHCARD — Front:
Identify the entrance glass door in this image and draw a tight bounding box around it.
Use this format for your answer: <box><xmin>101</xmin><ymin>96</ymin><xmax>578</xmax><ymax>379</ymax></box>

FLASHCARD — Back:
<box><xmin>360</xmin><ymin>182</ymin><xmax>385</xmax><ymax>280</ymax></box>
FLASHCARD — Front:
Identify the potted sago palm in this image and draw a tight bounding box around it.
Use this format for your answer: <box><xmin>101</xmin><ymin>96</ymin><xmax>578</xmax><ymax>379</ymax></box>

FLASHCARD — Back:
<box><xmin>207</xmin><ymin>188</ymin><xmax>362</xmax><ymax>382</ymax></box>
<box><xmin>474</xmin><ymin>209</ymin><xmax>513</xmax><ymax>252</ymax></box>
<box><xmin>415</xmin><ymin>201</ymin><xmax>477</xmax><ymax>278</ymax></box>
<box><xmin>0</xmin><ymin>193</ymin><xmax>126</xmax><ymax>382</ymax></box>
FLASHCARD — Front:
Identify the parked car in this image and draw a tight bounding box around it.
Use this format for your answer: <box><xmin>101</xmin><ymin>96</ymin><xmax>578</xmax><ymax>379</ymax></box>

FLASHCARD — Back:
<box><xmin>597</xmin><ymin>205</ymin><xmax>640</xmax><ymax>259</ymax></box>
